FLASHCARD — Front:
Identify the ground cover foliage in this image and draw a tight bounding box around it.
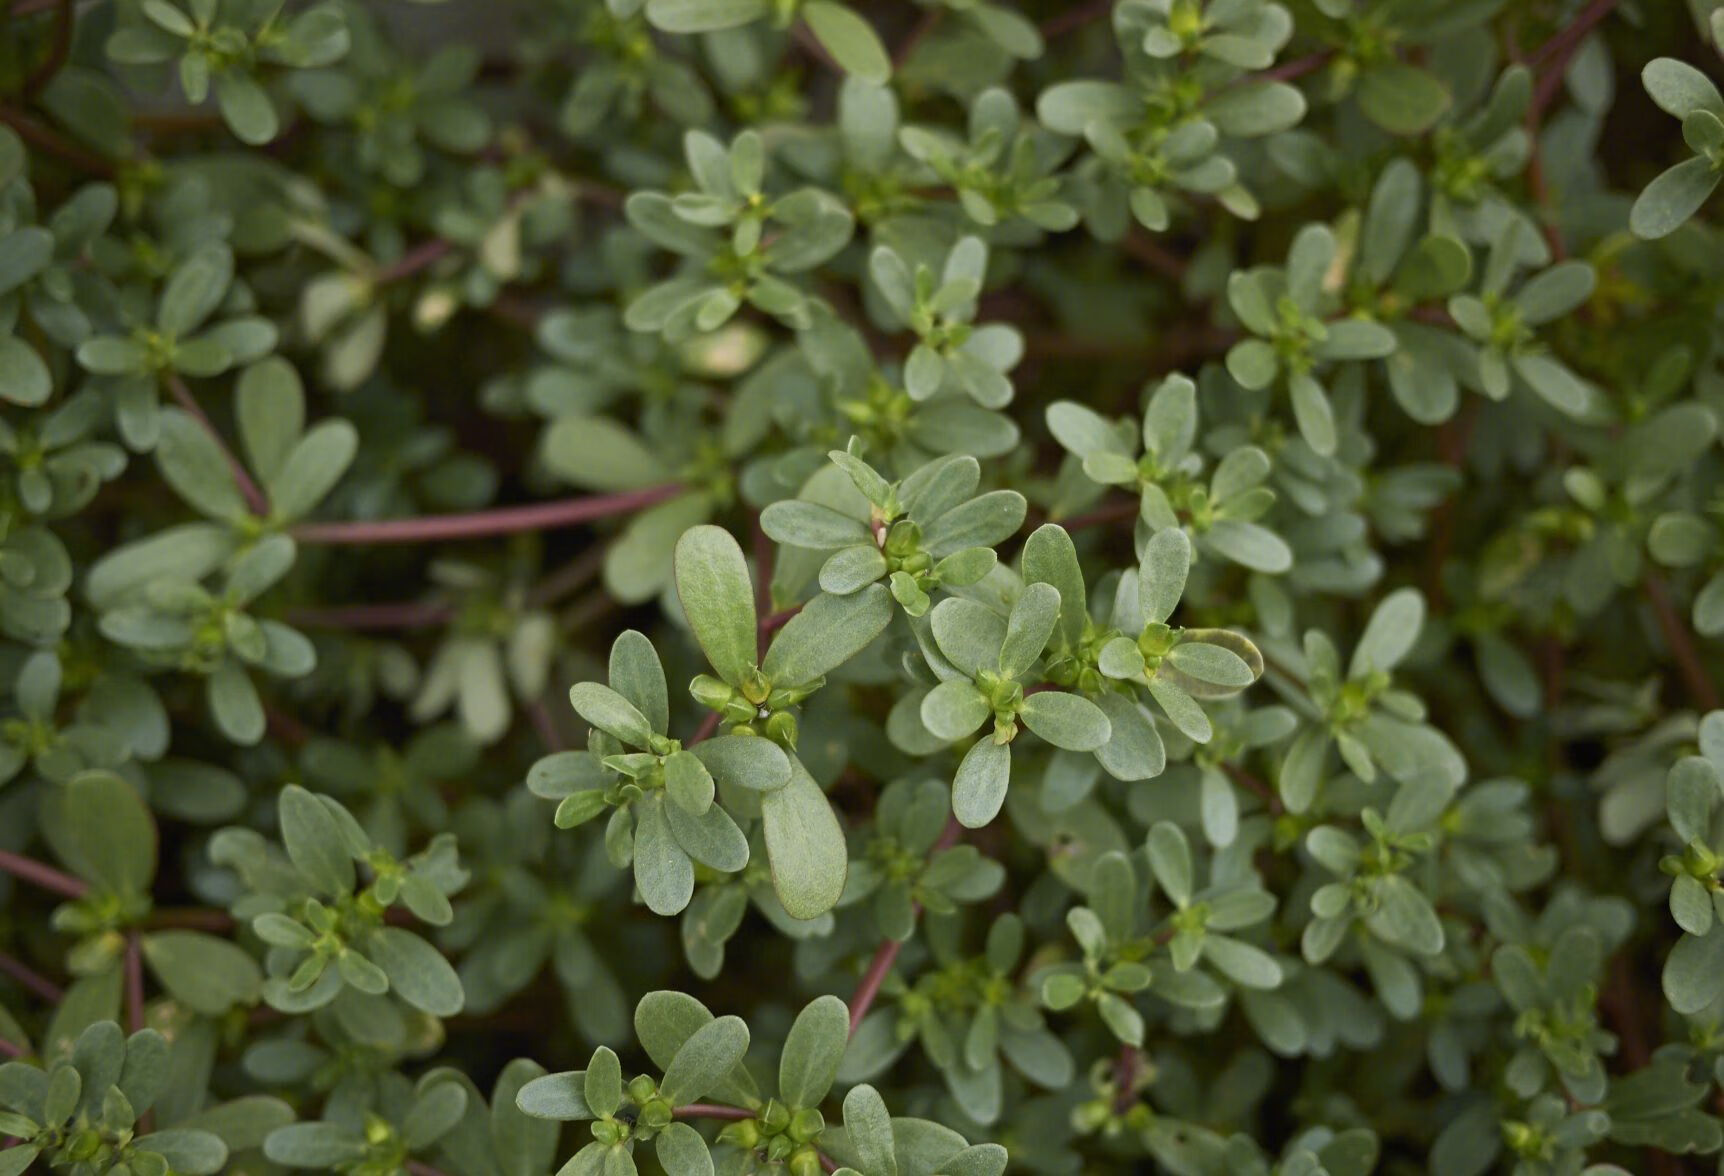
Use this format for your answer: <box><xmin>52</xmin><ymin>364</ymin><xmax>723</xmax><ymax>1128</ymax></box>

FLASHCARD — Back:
<box><xmin>1</xmin><ymin>0</ymin><xmax>1724</xmax><ymax>1172</ymax></box>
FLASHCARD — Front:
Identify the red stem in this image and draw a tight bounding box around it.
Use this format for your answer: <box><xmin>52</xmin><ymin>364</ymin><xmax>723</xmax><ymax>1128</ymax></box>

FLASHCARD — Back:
<box><xmin>687</xmin><ymin>710</ymin><xmax>722</xmax><ymax>747</ymax></box>
<box><xmin>0</xmin><ymin>951</ymin><xmax>64</xmax><ymax>1003</ymax></box>
<box><xmin>288</xmin><ymin>601</ymin><xmax>455</xmax><ymax>629</ymax></box>
<box><xmin>848</xmin><ymin>937</ymin><xmax>905</xmax><ymax>1036</ymax></box>
<box><xmin>291</xmin><ymin>485</ymin><xmax>684</xmax><ymax>544</ymax></box>
<box><xmin>674</xmin><ymin>1104</ymin><xmax>756</xmax><ymax>1121</ymax></box>
<box><xmin>848</xmin><ymin>818</ymin><xmax>962</xmax><ymax>1035</ymax></box>
<box><xmin>0</xmin><ymin>850</ymin><xmax>88</xmax><ymax>899</ymax></box>
<box><xmin>1529</xmin><ymin>0</ymin><xmax>1620</xmax><ymax>116</ymax></box>
<box><xmin>376</xmin><ymin>238</ymin><xmax>457</xmax><ymax>285</ymax></box>
<box><xmin>124</xmin><ymin>934</ymin><xmax>145</xmax><ymax>1032</ymax></box>
<box><xmin>167</xmin><ymin>375</ymin><xmax>270</xmax><ymax>516</ymax></box>
<box><xmin>1645</xmin><ymin>575</ymin><xmax>1721</xmax><ymax>712</ymax></box>
<box><xmin>0</xmin><ymin>106</ymin><xmax>118</xmax><ymax>177</ymax></box>
<box><xmin>1060</xmin><ymin>499</ymin><xmax>1139</xmax><ymax>532</ymax></box>
<box><xmin>0</xmin><ymin>1037</ymin><xmax>21</xmax><ymax>1058</ymax></box>
<box><xmin>24</xmin><ymin>0</ymin><xmax>74</xmax><ymax>96</ymax></box>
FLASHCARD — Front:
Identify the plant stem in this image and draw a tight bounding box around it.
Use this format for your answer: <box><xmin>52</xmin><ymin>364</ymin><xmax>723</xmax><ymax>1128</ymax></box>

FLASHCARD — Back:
<box><xmin>375</xmin><ymin>238</ymin><xmax>457</xmax><ymax>285</ymax></box>
<box><xmin>291</xmin><ymin>485</ymin><xmax>684</xmax><ymax>545</ymax></box>
<box><xmin>124</xmin><ymin>934</ymin><xmax>145</xmax><ymax>1033</ymax></box>
<box><xmin>288</xmin><ymin>601</ymin><xmax>455</xmax><ymax>629</ymax></box>
<box><xmin>1529</xmin><ymin>0</ymin><xmax>1620</xmax><ymax>116</ymax></box>
<box><xmin>849</xmin><ymin>818</ymin><xmax>962</xmax><ymax>1034</ymax></box>
<box><xmin>0</xmin><ymin>1037</ymin><xmax>21</xmax><ymax>1058</ymax></box>
<box><xmin>848</xmin><ymin>936</ymin><xmax>905</xmax><ymax>1037</ymax></box>
<box><xmin>0</xmin><ymin>951</ymin><xmax>64</xmax><ymax>1003</ymax></box>
<box><xmin>1059</xmin><ymin>498</ymin><xmax>1139</xmax><ymax>532</ymax></box>
<box><xmin>1040</xmin><ymin>0</ymin><xmax>1111</xmax><ymax>39</ymax></box>
<box><xmin>166</xmin><ymin>374</ymin><xmax>270</xmax><ymax>516</ymax></box>
<box><xmin>687</xmin><ymin>710</ymin><xmax>722</xmax><ymax>747</ymax></box>
<box><xmin>673</xmin><ymin>1103</ymin><xmax>756</xmax><ymax>1121</ymax></box>
<box><xmin>0</xmin><ymin>106</ymin><xmax>118</xmax><ymax>177</ymax></box>
<box><xmin>1644</xmin><ymin>575</ymin><xmax>1721</xmax><ymax>711</ymax></box>
<box><xmin>24</xmin><ymin>0</ymin><xmax>74</xmax><ymax>96</ymax></box>
<box><xmin>0</xmin><ymin>849</ymin><xmax>88</xmax><ymax>899</ymax></box>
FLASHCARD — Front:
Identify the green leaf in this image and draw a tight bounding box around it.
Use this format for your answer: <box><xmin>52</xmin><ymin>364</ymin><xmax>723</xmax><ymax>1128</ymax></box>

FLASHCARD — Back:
<box><xmin>842</xmin><ymin>1084</ymin><xmax>898</xmax><ymax>1176</ymax></box>
<box><xmin>922</xmin><ymin>679</ymin><xmax>991</xmax><ymax>741</ymax></box>
<box><xmin>0</xmin><ymin>337</ymin><xmax>51</xmax><ymax>407</ymax></box>
<box><xmin>1019</xmin><ymin>692</ymin><xmax>1110</xmax><ymax>751</ymax></box>
<box><xmin>802</xmin><ymin>2</ymin><xmax>890</xmax><ymax>84</ymax></box>
<box><xmin>610</xmin><ymin>629</ymin><xmax>670</xmax><ymax>736</ymax></box>
<box><xmin>42</xmin><ymin>770</ymin><xmax>157</xmax><ymax>896</ymax></box>
<box><xmin>515</xmin><ymin>1072</ymin><xmax>594</xmax><ymax>1121</ymax></box>
<box><xmin>1145</xmin><ymin>822</ymin><xmax>1192</xmax><ymax>907</ymax></box>
<box><xmin>1664</xmin><ymin>929</ymin><xmax>1724</xmax><ymax>1014</ymax></box>
<box><xmin>1139</xmin><ymin>528</ymin><xmax>1191</xmax><ymax>626</ymax></box>
<box><xmin>675</xmin><ymin>525</ymin><xmax>759</xmax><ymax>687</ymax></box>
<box><xmin>1644</xmin><ymin>58</ymin><xmax>1724</xmax><ymax>119</ymax></box>
<box><xmin>542</xmin><ymin>417</ymin><xmax>674</xmax><ymax>491</ymax></box>
<box><xmin>761</xmin><ymin>756</ymin><xmax>848</xmax><ymax>919</ymax></box>
<box><xmin>278</xmin><ymin>784</ymin><xmax>356</xmax><ymax>896</ymax></box>
<box><xmin>761</xmin><ymin>500</ymin><xmax>871</xmax><ymax>549</ymax></box>
<box><xmin>779</xmin><ymin>994</ymin><xmax>849</xmax><ymax>1108</ymax></box>
<box><xmin>1349</xmin><ymin>587</ymin><xmax>1423</xmax><ymax>678</ymax></box>
<box><xmin>656</xmin><ymin>1122</ymin><xmax>715</xmax><ymax>1176</ymax></box>
<box><xmin>1022</xmin><ymin>524</ymin><xmax>1087</xmax><ymax>650</ymax></box>
<box><xmin>1357</xmin><ymin>62</ymin><xmax>1450</xmax><ymax>134</ymax></box>
<box><xmin>156</xmin><ymin>408</ymin><xmax>248</xmax><ymax>522</ymax></box>
<box><xmin>661</xmin><ymin>1015</ymin><xmax>750</xmax><ymax>1104</ymax></box>
<box><xmin>689</xmin><ymin>735</ymin><xmax>791</xmax><ymax>792</ymax></box>
<box><xmin>1631</xmin><ymin>156</ymin><xmax>1721</xmax><ymax>240</ymax></box>
<box><xmin>952</xmin><ymin>738</ymin><xmax>1011</xmax><ymax>828</ymax></box>
<box><xmin>929</xmin><ymin>598</ymin><xmax>1008</xmax><ymax>678</ymax></box>
<box><xmin>215</xmin><ymin>72</ymin><xmax>279</xmax><ymax>144</ymax></box>
<box><xmin>570</xmin><ymin>682</ymin><xmax>656</xmax><ymax>747</ymax></box>
<box><xmin>635</xmin><ymin>796</ymin><xmax>696</xmax><ymax>915</ymax></box>
<box><xmin>1364</xmin><ymin>875</ymin><xmax>1444</xmax><ymax>956</ymax></box>
<box><xmin>140</xmin><ymin>931</ymin><xmax>261</xmax><ymax>1015</ymax></box>
<box><xmin>761</xmin><ymin>584</ymin><xmax>893</xmax><ymax>687</ymax></box>
<box><xmin>645</xmin><ymin>0</ymin><xmax>770</xmax><ymax>33</ymax></box>
<box><xmin>585</xmin><ymin>1046</ymin><xmax>623</xmax><ymax>1118</ymax></box>
<box><xmin>366</xmin><ymin>927</ymin><xmax>464</xmax><ymax>1016</ymax></box>
<box><xmin>1000</xmin><ymin>583</ymin><xmax>1060</xmax><ymax>678</ymax></box>
<box><xmin>268</xmin><ymin>420</ymin><xmax>357</xmax><ymax>521</ymax></box>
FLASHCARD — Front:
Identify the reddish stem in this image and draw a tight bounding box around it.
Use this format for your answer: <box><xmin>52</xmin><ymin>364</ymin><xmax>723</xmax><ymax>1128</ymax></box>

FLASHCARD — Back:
<box><xmin>848</xmin><ymin>817</ymin><xmax>962</xmax><ymax>1035</ymax></box>
<box><xmin>1040</xmin><ymin>0</ymin><xmax>1111</xmax><ymax>39</ymax></box>
<box><xmin>0</xmin><ymin>1037</ymin><xmax>21</xmax><ymax>1058</ymax></box>
<box><xmin>0</xmin><ymin>951</ymin><xmax>64</xmax><ymax>1003</ymax></box>
<box><xmin>291</xmin><ymin>485</ymin><xmax>684</xmax><ymax>545</ymax></box>
<box><xmin>0</xmin><ymin>850</ymin><xmax>88</xmax><ymax>899</ymax></box>
<box><xmin>167</xmin><ymin>375</ymin><xmax>270</xmax><ymax>516</ymax></box>
<box><xmin>24</xmin><ymin>0</ymin><xmax>74</xmax><ymax>96</ymax></box>
<box><xmin>1060</xmin><ymin>499</ymin><xmax>1139</xmax><ymax>532</ymax></box>
<box><xmin>848</xmin><ymin>937</ymin><xmax>905</xmax><ymax>1036</ymax></box>
<box><xmin>1255</xmin><ymin>50</ymin><xmax>1335</xmax><ymax>85</ymax></box>
<box><xmin>674</xmin><ymin>1104</ymin><xmax>756</xmax><ymax>1121</ymax></box>
<box><xmin>288</xmin><ymin>601</ymin><xmax>455</xmax><ymax>629</ymax></box>
<box><xmin>1645</xmin><ymin>576</ymin><xmax>1721</xmax><ymax>712</ymax></box>
<box><xmin>687</xmin><ymin>710</ymin><xmax>723</xmax><ymax>747</ymax></box>
<box><xmin>376</xmin><ymin>238</ymin><xmax>457</xmax><ymax>285</ymax></box>
<box><xmin>1529</xmin><ymin>0</ymin><xmax>1620</xmax><ymax>116</ymax></box>
<box><xmin>124</xmin><ymin>934</ymin><xmax>145</xmax><ymax>1033</ymax></box>
<box><xmin>0</xmin><ymin>106</ymin><xmax>118</xmax><ymax>177</ymax></box>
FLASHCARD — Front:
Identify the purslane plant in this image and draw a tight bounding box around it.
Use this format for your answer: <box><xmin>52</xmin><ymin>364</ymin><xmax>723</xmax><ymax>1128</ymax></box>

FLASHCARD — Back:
<box><xmin>4</xmin><ymin>1</ymin><xmax>1724</xmax><ymax>1174</ymax></box>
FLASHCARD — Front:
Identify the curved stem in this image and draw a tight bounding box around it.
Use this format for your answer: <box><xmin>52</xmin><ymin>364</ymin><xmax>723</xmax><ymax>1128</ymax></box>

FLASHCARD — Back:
<box><xmin>0</xmin><ymin>849</ymin><xmax>88</xmax><ymax>899</ymax></box>
<box><xmin>673</xmin><ymin>1103</ymin><xmax>756</xmax><ymax>1121</ymax></box>
<box><xmin>0</xmin><ymin>951</ymin><xmax>64</xmax><ymax>1003</ymax></box>
<box><xmin>291</xmin><ymin>485</ymin><xmax>685</xmax><ymax>545</ymax></box>
<box><xmin>167</xmin><ymin>374</ymin><xmax>269</xmax><ymax>516</ymax></box>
